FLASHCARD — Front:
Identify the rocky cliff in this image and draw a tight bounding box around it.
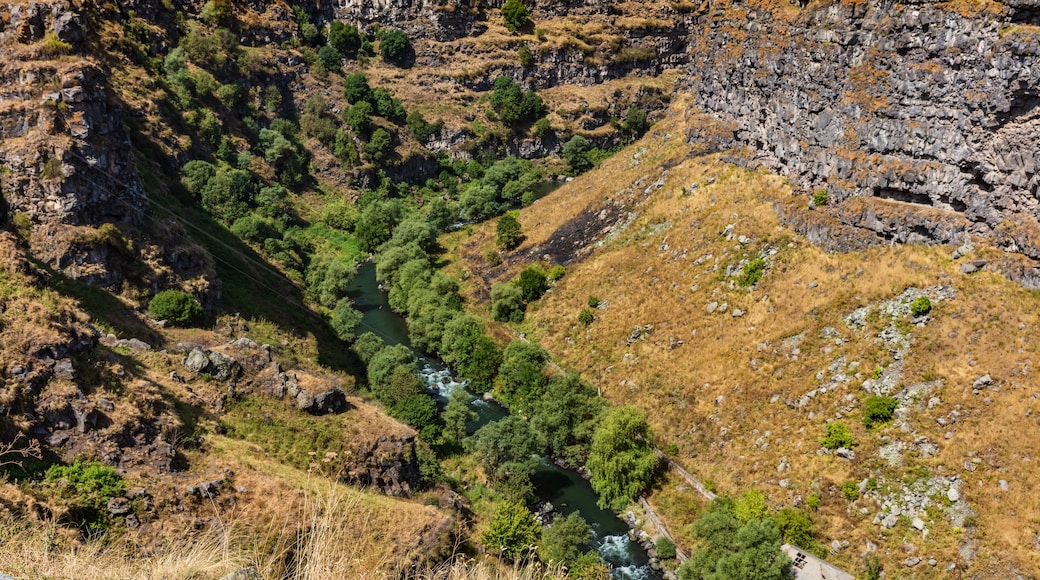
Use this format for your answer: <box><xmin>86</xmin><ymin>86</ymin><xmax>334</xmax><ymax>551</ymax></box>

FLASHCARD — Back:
<box><xmin>682</xmin><ymin>0</ymin><xmax>1040</xmax><ymax>260</ymax></box>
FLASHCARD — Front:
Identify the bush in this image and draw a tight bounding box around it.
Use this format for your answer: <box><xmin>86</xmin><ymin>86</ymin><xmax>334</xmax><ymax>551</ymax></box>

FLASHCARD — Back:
<box><xmin>317</xmin><ymin>45</ymin><xmax>342</xmax><ymax>71</ymax></box>
<box><xmin>365</xmin><ymin>128</ymin><xmax>394</xmax><ymax>162</ymax></box>
<box><xmin>329</xmin><ymin>298</ymin><xmax>363</xmax><ymax>342</ymax></box>
<box><xmin>483</xmin><ymin>502</ymin><xmax>540</xmax><ymax>562</ymax></box>
<box><xmin>379</xmin><ymin>29</ymin><xmax>410</xmax><ymax>66</ymax></box>
<box><xmin>738</xmin><ymin>257</ymin><xmax>766</xmax><ymax>287</ymax></box>
<box><xmin>656</xmin><ymin>536</ymin><xmax>676</xmax><ymax>560</ymax></box>
<box><xmin>516</xmin><ymin>266</ymin><xmax>548</xmax><ymax>302</ymax></box>
<box><xmin>485</xmin><ymin>249</ymin><xmax>503</xmax><ymax>266</ymax></box>
<box><xmin>343</xmin><ymin>73</ymin><xmax>372</xmax><ymax>104</ymax></box>
<box><xmin>587</xmin><ymin>295</ymin><xmax>600</xmax><ymax>308</ymax></box>
<box><xmin>327</xmin><ymin>21</ymin><xmax>363</xmax><ymax>59</ymax></box>
<box><xmin>491</xmin><ymin>282</ymin><xmax>525</xmax><ymax>323</ymax></box>
<box><xmin>806</xmin><ymin>493</ymin><xmax>820</xmax><ymax>511</ymax></box>
<box><xmin>774</xmin><ymin>507</ymin><xmax>819</xmax><ymax>553</ymax></box>
<box><xmin>734</xmin><ymin>489</ymin><xmax>768</xmax><ymax>524</ymax></box>
<box><xmin>502</xmin><ymin>0</ymin><xmax>531</xmax><ymax>33</ymax></box>
<box><xmin>910</xmin><ymin>296</ymin><xmax>932</xmax><ymax>317</ymax></box>
<box><xmin>812</xmin><ymin>189</ymin><xmax>829</xmax><ymax>207</ymax></box>
<box><xmin>841</xmin><ymin>481</ymin><xmax>860</xmax><ymax>500</ymax></box>
<box><xmin>562</xmin><ymin>135</ymin><xmax>592</xmax><ymax>173</ymax></box>
<box><xmin>407</xmin><ymin>110</ymin><xmax>440</xmax><ymax>143</ymax></box>
<box><xmin>518</xmin><ymin>45</ymin><xmax>534</xmax><ymax>68</ymax></box>
<box><xmin>547</xmin><ymin>265</ymin><xmax>565</xmax><ymax>282</ymax></box>
<box><xmin>496</xmin><ymin>213</ymin><xmax>524</xmax><ymax>250</ymax></box>
<box><xmin>578</xmin><ymin>308</ymin><xmax>594</xmax><ymax>326</ymax></box>
<box><xmin>345</xmin><ymin>101</ymin><xmax>374</xmax><ymax>136</ymax></box>
<box><xmin>863</xmin><ymin>395</ymin><xmax>898</xmax><ymax>428</ymax></box>
<box><xmin>148</xmin><ymin>289</ymin><xmax>203</xmax><ymax>326</ymax></box>
<box><xmin>820</xmin><ymin>421</ymin><xmax>857</xmax><ymax>450</ymax></box>
<box><xmin>45</xmin><ymin>459</ymin><xmax>126</xmax><ymax>534</ymax></box>
<box><xmin>540</xmin><ymin>512</ymin><xmax>592</xmax><ymax>565</ymax></box>
<box><xmin>489</xmin><ymin>76</ymin><xmax>545</xmax><ymax>127</ymax></box>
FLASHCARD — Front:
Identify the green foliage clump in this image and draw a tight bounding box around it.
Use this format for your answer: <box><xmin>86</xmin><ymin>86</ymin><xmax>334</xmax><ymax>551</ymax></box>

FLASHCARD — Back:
<box><xmin>547</xmin><ymin>265</ymin><xmax>565</xmax><ymax>282</ymax></box>
<box><xmin>540</xmin><ymin>512</ymin><xmax>592</xmax><ymax>565</ymax></box>
<box><xmin>345</xmin><ymin>101</ymin><xmax>374</xmax><ymax>136</ymax></box>
<box><xmin>501</xmin><ymin>0</ymin><xmax>531</xmax><ymax>33</ymax></box>
<box><xmin>496</xmin><ymin>213</ymin><xmax>524</xmax><ymax>250</ymax></box>
<box><xmin>739</xmin><ymin>257</ymin><xmax>766</xmax><ymax>287</ymax></box>
<box><xmin>841</xmin><ymin>481</ymin><xmax>860</xmax><ymax>500</ymax></box>
<box><xmin>378</xmin><ymin>29</ymin><xmax>410</xmax><ymax>66</ymax></box>
<box><xmin>774</xmin><ymin>507</ymin><xmax>821</xmax><ymax>554</ymax></box>
<box><xmin>863</xmin><ymin>395</ymin><xmax>898</xmax><ymax>428</ymax></box>
<box><xmin>489</xmin><ymin>76</ymin><xmax>546</xmax><ymax>127</ymax></box>
<box><xmin>518</xmin><ymin>45</ymin><xmax>534</xmax><ymax>68</ymax></box>
<box><xmin>44</xmin><ymin>459</ymin><xmax>126</xmax><ymax>534</ymax></box>
<box><xmin>147</xmin><ymin>289</ymin><xmax>202</xmax><ymax>326</ymax></box>
<box><xmin>329</xmin><ymin>298</ymin><xmax>363</xmax><ymax>342</ymax></box>
<box><xmin>495</xmin><ymin>341</ymin><xmax>549</xmax><ymax>412</ymax></box>
<box><xmin>734</xmin><ymin>489</ymin><xmax>769</xmax><ymax>524</ymax></box>
<box><xmin>516</xmin><ymin>265</ymin><xmax>549</xmax><ymax>302</ymax></box>
<box><xmin>806</xmin><ymin>493</ymin><xmax>820</xmax><ymax>511</ymax></box>
<box><xmin>578</xmin><ymin>308</ymin><xmax>594</xmax><ymax>326</ymax></box>
<box><xmin>655</xmin><ymin>536</ymin><xmax>677</xmax><ymax>560</ymax></box>
<box><xmin>587</xmin><ymin>406</ymin><xmax>658</xmax><ymax>510</ymax></box>
<box><xmin>458</xmin><ymin>156</ymin><xmax>540</xmax><ymax>221</ymax></box>
<box><xmin>530</xmin><ymin>373</ymin><xmax>604</xmax><ymax>465</ymax></box>
<box><xmin>406</xmin><ymin>110</ymin><xmax>440</xmax><ymax>143</ymax></box>
<box><xmin>910</xmin><ymin>296</ymin><xmax>932</xmax><ymax>317</ymax></box>
<box><xmin>864</xmin><ymin>553</ymin><xmax>883</xmax><ymax>580</ymax></box>
<box><xmin>343</xmin><ymin>73</ymin><xmax>373</xmax><ymax>105</ymax></box>
<box><xmin>490</xmin><ymin>282</ymin><xmax>523</xmax><ymax>323</ymax></box>
<box><xmin>328</xmin><ymin>21</ymin><xmax>363</xmax><ymax>59</ymax></box>
<box><xmin>485</xmin><ymin>249</ymin><xmax>503</xmax><ymax>267</ymax></box>
<box><xmin>352</xmin><ymin>332</ymin><xmax>385</xmax><ymax>364</ymax></box>
<box><xmin>483</xmin><ymin>502</ymin><xmax>540</xmax><ymax>562</ymax></box>
<box><xmin>441</xmin><ymin>388</ymin><xmax>476</xmax><ymax>445</ymax></box>
<box><xmin>317</xmin><ymin>45</ymin><xmax>342</xmax><ymax>71</ymax></box>
<box><xmin>820</xmin><ymin>421</ymin><xmax>857</xmax><ymax>450</ymax></box>
<box><xmin>812</xmin><ymin>189</ymin><xmax>829</xmax><ymax>207</ymax></box>
<box><xmin>678</xmin><ymin>499</ymin><xmax>793</xmax><ymax>580</ymax></box>
<box><xmin>562</xmin><ymin>135</ymin><xmax>593</xmax><ymax>174</ymax></box>
<box><xmin>587</xmin><ymin>295</ymin><xmax>600</xmax><ymax>308</ymax></box>
<box><xmin>624</xmin><ymin>106</ymin><xmax>649</xmax><ymax>138</ymax></box>
<box><xmin>468</xmin><ymin>416</ymin><xmax>543</xmax><ymax>503</ymax></box>
<box><xmin>365</xmin><ymin>128</ymin><xmax>394</xmax><ymax>162</ymax></box>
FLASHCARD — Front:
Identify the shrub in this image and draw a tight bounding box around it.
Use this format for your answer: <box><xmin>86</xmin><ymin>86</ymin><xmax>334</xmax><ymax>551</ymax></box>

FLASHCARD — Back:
<box><xmin>317</xmin><ymin>45</ymin><xmax>342</xmax><ymax>71</ymax></box>
<box><xmin>863</xmin><ymin>395</ymin><xmax>898</xmax><ymax>428</ymax></box>
<box><xmin>533</xmin><ymin>117</ymin><xmax>553</xmax><ymax>139</ymax></box>
<box><xmin>483</xmin><ymin>502</ymin><xmax>540</xmax><ymax>562</ymax></box>
<box><xmin>148</xmin><ymin>289</ymin><xmax>203</xmax><ymax>326</ymax></box>
<box><xmin>518</xmin><ymin>45</ymin><xmax>534</xmax><ymax>68</ymax></box>
<box><xmin>806</xmin><ymin>493</ymin><xmax>820</xmax><ymax>511</ymax></box>
<box><xmin>496</xmin><ymin>213</ymin><xmax>524</xmax><ymax>250</ymax></box>
<box><xmin>578</xmin><ymin>308</ymin><xmax>594</xmax><ymax>326</ymax></box>
<box><xmin>812</xmin><ymin>189</ymin><xmax>829</xmax><ymax>207</ymax></box>
<box><xmin>502</xmin><ymin>0</ymin><xmax>530</xmax><ymax>33</ymax></box>
<box><xmin>407</xmin><ymin>110</ymin><xmax>439</xmax><ymax>143</ymax></box>
<box><xmin>910</xmin><ymin>296</ymin><xmax>932</xmax><ymax>317</ymax></box>
<box><xmin>540</xmin><ymin>512</ymin><xmax>592</xmax><ymax>565</ymax></box>
<box><xmin>656</xmin><ymin>536</ymin><xmax>676</xmax><ymax>560</ymax></box>
<box><xmin>41</xmin><ymin>33</ymin><xmax>73</xmax><ymax>57</ymax></box>
<box><xmin>491</xmin><ymin>282</ymin><xmax>525</xmax><ymax>323</ymax></box>
<box><xmin>587</xmin><ymin>406</ymin><xmax>658</xmax><ymax>511</ymax></box>
<box><xmin>329</xmin><ymin>298</ymin><xmax>363</xmax><ymax>342</ymax></box>
<box><xmin>378</xmin><ymin>29</ymin><xmax>410</xmax><ymax>66</ymax></box>
<box><xmin>820</xmin><ymin>421</ymin><xmax>857</xmax><ymax>450</ymax></box>
<box><xmin>516</xmin><ymin>266</ymin><xmax>548</xmax><ymax>302</ymax></box>
<box><xmin>327</xmin><ymin>21</ymin><xmax>362</xmax><ymax>59</ymax></box>
<box><xmin>343</xmin><ymin>73</ymin><xmax>372</xmax><ymax>104</ymax></box>
<box><xmin>738</xmin><ymin>257</ymin><xmax>766</xmax><ymax>287</ymax></box>
<box><xmin>841</xmin><ymin>481</ymin><xmax>860</xmax><ymax>500</ymax></box>
<box><xmin>774</xmin><ymin>507</ymin><xmax>820</xmax><ymax>553</ymax></box>
<box><xmin>624</xmin><ymin>106</ymin><xmax>649</xmax><ymax>137</ymax></box>
<box><xmin>489</xmin><ymin>76</ymin><xmax>545</xmax><ymax>126</ymax></box>
<box><xmin>45</xmin><ymin>459</ymin><xmax>126</xmax><ymax>534</ymax></box>
<box><xmin>562</xmin><ymin>135</ymin><xmax>592</xmax><ymax>173</ymax></box>
<box><xmin>547</xmin><ymin>265</ymin><xmax>565</xmax><ymax>282</ymax></box>
<box><xmin>365</xmin><ymin>128</ymin><xmax>394</xmax><ymax>161</ymax></box>
<box><xmin>345</xmin><ymin>101</ymin><xmax>374</xmax><ymax>136</ymax></box>
<box><xmin>587</xmin><ymin>295</ymin><xmax>600</xmax><ymax>308</ymax></box>
<box><xmin>485</xmin><ymin>249</ymin><xmax>503</xmax><ymax>266</ymax></box>
<box><xmin>734</xmin><ymin>489</ymin><xmax>768</xmax><ymax>524</ymax></box>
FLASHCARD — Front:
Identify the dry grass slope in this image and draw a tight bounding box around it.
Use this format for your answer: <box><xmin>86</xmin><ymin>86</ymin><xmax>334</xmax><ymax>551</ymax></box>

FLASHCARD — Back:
<box><xmin>450</xmin><ymin>95</ymin><xmax>1040</xmax><ymax>577</ymax></box>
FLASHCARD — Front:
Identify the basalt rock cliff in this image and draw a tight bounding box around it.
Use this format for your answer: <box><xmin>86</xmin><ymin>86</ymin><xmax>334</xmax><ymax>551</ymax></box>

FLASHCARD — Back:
<box><xmin>681</xmin><ymin>0</ymin><xmax>1040</xmax><ymax>262</ymax></box>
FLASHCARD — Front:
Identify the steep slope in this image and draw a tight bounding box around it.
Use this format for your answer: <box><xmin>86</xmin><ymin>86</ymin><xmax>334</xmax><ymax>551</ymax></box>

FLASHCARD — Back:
<box><xmin>455</xmin><ymin>96</ymin><xmax>1040</xmax><ymax>577</ymax></box>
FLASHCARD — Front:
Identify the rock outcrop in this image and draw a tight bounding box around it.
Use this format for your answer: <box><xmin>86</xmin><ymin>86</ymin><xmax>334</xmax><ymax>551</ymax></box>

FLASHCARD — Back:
<box><xmin>682</xmin><ymin>0</ymin><xmax>1040</xmax><ymax>256</ymax></box>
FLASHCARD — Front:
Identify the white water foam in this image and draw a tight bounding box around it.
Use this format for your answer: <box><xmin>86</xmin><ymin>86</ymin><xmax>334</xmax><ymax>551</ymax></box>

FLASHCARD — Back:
<box><xmin>597</xmin><ymin>534</ymin><xmax>655</xmax><ymax>579</ymax></box>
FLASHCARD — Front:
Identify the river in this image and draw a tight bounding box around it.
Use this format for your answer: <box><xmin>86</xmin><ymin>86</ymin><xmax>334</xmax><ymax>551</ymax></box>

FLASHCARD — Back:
<box><xmin>346</xmin><ymin>262</ymin><xmax>658</xmax><ymax>579</ymax></box>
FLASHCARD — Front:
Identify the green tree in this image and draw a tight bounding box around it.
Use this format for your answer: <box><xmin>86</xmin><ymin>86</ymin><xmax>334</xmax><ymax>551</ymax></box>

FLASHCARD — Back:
<box><xmin>392</xmin><ymin>394</ymin><xmax>442</xmax><ymax>443</ymax></box>
<box><xmin>624</xmin><ymin>106</ymin><xmax>649</xmax><ymax>137</ymax></box>
<box><xmin>491</xmin><ymin>281</ymin><xmax>525</xmax><ymax>323</ymax></box>
<box><xmin>353</xmin><ymin>332</ymin><xmax>385</xmax><ymax>364</ymax></box>
<box><xmin>516</xmin><ymin>266</ymin><xmax>549</xmax><ymax>302</ymax></box>
<box><xmin>407</xmin><ymin>110</ymin><xmax>439</xmax><ymax>143</ymax></box>
<box><xmin>774</xmin><ymin>507</ymin><xmax>819</xmax><ymax>553</ymax></box>
<box><xmin>483</xmin><ymin>502</ymin><xmax>540</xmax><ymax>562</ymax></box>
<box><xmin>820</xmin><ymin>421</ymin><xmax>857</xmax><ymax>450</ymax></box>
<box><xmin>367</xmin><ymin>344</ymin><xmax>418</xmax><ymax>400</ymax></box>
<box><xmin>441</xmin><ymin>388</ymin><xmax>477</xmax><ymax>444</ymax></box>
<box><xmin>317</xmin><ymin>45</ymin><xmax>342</xmax><ymax>71</ymax></box>
<box><xmin>563</xmin><ymin>134</ymin><xmax>592</xmax><ymax>173</ymax></box>
<box><xmin>371</xmin><ymin>87</ymin><xmax>407</xmax><ymax>123</ymax></box>
<box><xmin>365</xmin><ymin>127</ymin><xmax>394</xmax><ymax>162</ymax></box>
<box><xmin>468</xmin><ymin>415</ymin><xmax>543</xmax><ymax>493</ymax></box>
<box><xmin>540</xmin><ymin>512</ymin><xmax>592</xmax><ymax>565</ymax></box>
<box><xmin>330</xmin><ymin>298</ymin><xmax>363</xmax><ymax>342</ymax></box>
<box><xmin>518</xmin><ymin>45</ymin><xmax>534</xmax><ymax>68</ymax></box>
<box><xmin>679</xmin><ymin>500</ymin><xmax>793</xmax><ymax>580</ymax></box>
<box><xmin>379</xmin><ymin>29</ymin><xmax>410</xmax><ymax>66</ymax></box>
<box><xmin>496</xmin><ymin>213</ymin><xmax>524</xmax><ymax>250</ymax></box>
<box><xmin>502</xmin><ymin>0</ymin><xmax>531</xmax><ymax>33</ymax></box>
<box><xmin>586</xmin><ymin>406</ymin><xmax>659</xmax><ymax>510</ymax></box>
<box><xmin>530</xmin><ymin>372</ymin><xmax>604</xmax><ymax>465</ymax></box>
<box><xmin>495</xmin><ymin>340</ymin><xmax>548</xmax><ymax>412</ymax></box>
<box><xmin>328</xmin><ymin>21</ymin><xmax>363</xmax><ymax>59</ymax></box>
<box><xmin>148</xmin><ymin>289</ymin><xmax>203</xmax><ymax>326</ymax></box>
<box><xmin>343</xmin><ymin>72</ymin><xmax>372</xmax><ymax>104</ymax></box>
<box><xmin>345</xmin><ymin>101</ymin><xmax>374</xmax><ymax>136</ymax></box>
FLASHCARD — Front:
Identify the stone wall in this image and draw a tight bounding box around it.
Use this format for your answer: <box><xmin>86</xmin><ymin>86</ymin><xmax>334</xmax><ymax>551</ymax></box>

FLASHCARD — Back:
<box><xmin>682</xmin><ymin>0</ymin><xmax>1040</xmax><ymax>254</ymax></box>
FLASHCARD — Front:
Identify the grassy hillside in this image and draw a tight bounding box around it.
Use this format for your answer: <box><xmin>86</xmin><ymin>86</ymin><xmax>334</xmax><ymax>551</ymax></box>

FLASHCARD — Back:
<box><xmin>450</xmin><ymin>95</ymin><xmax>1040</xmax><ymax>576</ymax></box>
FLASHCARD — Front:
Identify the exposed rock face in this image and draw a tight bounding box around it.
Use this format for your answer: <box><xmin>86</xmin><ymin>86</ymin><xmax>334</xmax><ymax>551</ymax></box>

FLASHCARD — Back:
<box><xmin>682</xmin><ymin>0</ymin><xmax>1040</xmax><ymax>255</ymax></box>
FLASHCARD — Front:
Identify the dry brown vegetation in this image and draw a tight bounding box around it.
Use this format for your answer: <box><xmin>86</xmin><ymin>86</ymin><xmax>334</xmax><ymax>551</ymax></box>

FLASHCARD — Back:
<box><xmin>448</xmin><ymin>95</ymin><xmax>1040</xmax><ymax>576</ymax></box>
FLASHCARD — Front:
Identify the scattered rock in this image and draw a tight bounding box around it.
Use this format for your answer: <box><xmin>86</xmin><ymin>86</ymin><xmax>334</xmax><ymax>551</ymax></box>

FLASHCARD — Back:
<box><xmin>905</xmin><ymin>556</ymin><xmax>922</xmax><ymax>567</ymax></box>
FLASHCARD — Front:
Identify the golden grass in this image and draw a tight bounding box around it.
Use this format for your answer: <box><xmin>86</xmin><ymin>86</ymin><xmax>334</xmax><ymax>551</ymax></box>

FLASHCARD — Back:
<box><xmin>446</xmin><ymin>95</ymin><xmax>1040</xmax><ymax>575</ymax></box>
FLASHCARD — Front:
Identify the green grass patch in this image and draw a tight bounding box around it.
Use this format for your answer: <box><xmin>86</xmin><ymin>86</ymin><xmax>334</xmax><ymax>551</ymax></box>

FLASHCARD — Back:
<box><xmin>220</xmin><ymin>396</ymin><xmax>349</xmax><ymax>473</ymax></box>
